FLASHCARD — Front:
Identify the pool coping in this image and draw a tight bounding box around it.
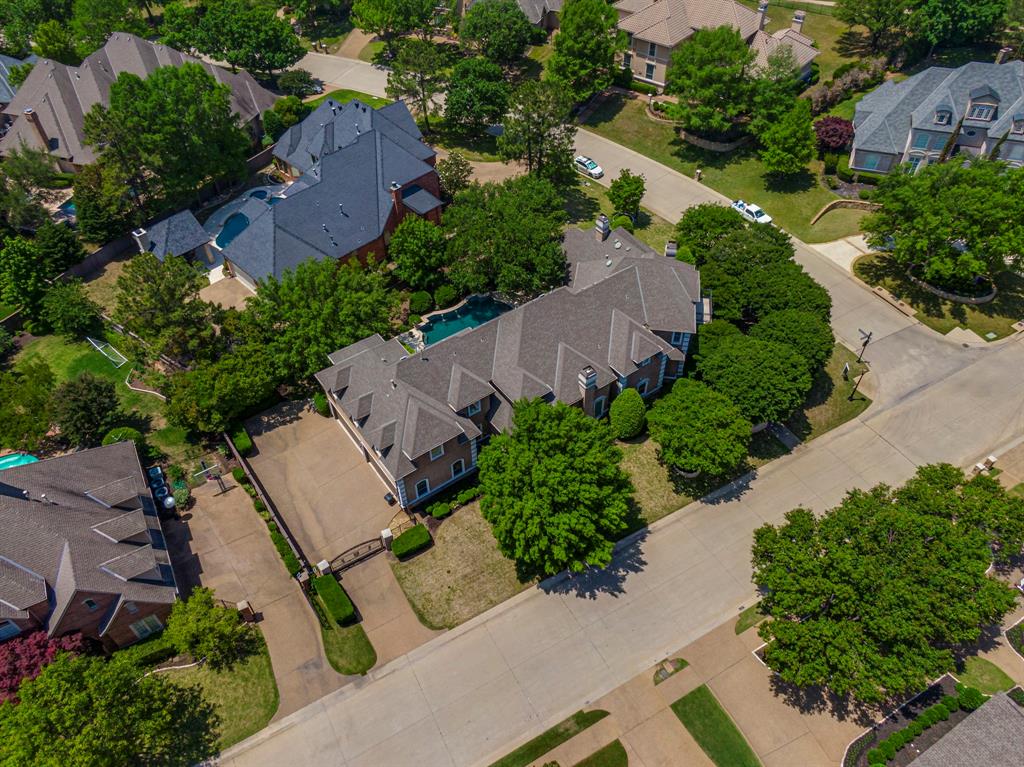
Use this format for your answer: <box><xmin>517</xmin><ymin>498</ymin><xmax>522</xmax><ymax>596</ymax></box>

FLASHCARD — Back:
<box><xmin>399</xmin><ymin>292</ymin><xmax>514</xmax><ymax>353</ymax></box>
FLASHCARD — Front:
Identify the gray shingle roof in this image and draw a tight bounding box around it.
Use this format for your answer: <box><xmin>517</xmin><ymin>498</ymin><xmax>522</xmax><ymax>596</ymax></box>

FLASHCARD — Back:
<box><xmin>0</xmin><ymin>53</ymin><xmax>35</xmax><ymax>105</ymax></box>
<box><xmin>0</xmin><ymin>33</ymin><xmax>276</xmax><ymax>164</ymax></box>
<box><xmin>316</xmin><ymin>230</ymin><xmax>701</xmax><ymax>481</ymax></box>
<box><xmin>0</xmin><ymin>442</ymin><xmax>177</xmax><ymax>635</ymax></box>
<box><xmin>854</xmin><ymin>60</ymin><xmax>1024</xmax><ymax>155</ymax></box>
<box><xmin>143</xmin><ymin>210</ymin><xmax>210</xmax><ymax>261</ymax></box>
<box><xmin>913</xmin><ymin>693</ymin><xmax>1024</xmax><ymax>767</ymax></box>
<box><xmin>226</xmin><ymin>104</ymin><xmax>437</xmax><ymax>282</ymax></box>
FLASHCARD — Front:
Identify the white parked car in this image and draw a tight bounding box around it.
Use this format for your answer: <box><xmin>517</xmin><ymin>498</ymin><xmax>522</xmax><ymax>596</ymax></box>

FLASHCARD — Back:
<box><xmin>574</xmin><ymin>155</ymin><xmax>604</xmax><ymax>179</ymax></box>
<box><xmin>732</xmin><ymin>199</ymin><xmax>773</xmax><ymax>225</ymax></box>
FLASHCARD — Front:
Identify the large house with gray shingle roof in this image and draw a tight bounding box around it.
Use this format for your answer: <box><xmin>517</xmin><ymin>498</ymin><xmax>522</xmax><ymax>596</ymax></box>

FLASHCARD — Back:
<box><xmin>0</xmin><ymin>442</ymin><xmax>178</xmax><ymax>650</ymax></box>
<box><xmin>0</xmin><ymin>53</ymin><xmax>35</xmax><ymax>109</ymax></box>
<box><xmin>913</xmin><ymin>692</ymin><xmax>1024</xmax><ymax>767</ymax></box>
<box><xmin>0</xmin><ymin>33</ymin><xmax>275</xmax><ymax>171</ymax></box>
<box><xmin>221</xmin><ymin>98</ymin><xmax>441</xmax><ymax>291</ymax></box>
<box><xmin>851</xmin><ymin>59</ymin><xmax>1024</xmax><ymax>175</ymax></box>
<box><xmin>315</xmin><ymin>220</ymin><xmax>710</xmax><ymax>508</ymax></box>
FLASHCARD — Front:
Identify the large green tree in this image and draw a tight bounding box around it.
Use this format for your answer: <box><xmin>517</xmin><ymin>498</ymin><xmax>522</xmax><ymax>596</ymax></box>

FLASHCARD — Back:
<box><xmin>352</xmin><ymin>0</ymin><xmax>435</xmax><ymax>58</ymax></box>
<box><xmin>390</xmin><ymin>215</ymin><xmax>449</xmax><ymax>291</ymax></box>
<box><xmin>444</xmin><ymin>56</ymin><xmax>509</xmax><ymax>136</ymax></box>
<box><xmin>72</xmin><ymin>162</ymin><xmax>136</xmax><ymax>244</ymax></box>
<box><xmin>35</xmin><ymin>221</ymin><xmax>86</xmax><ymax>275</ymax></box>
<box><xmin>202</xmin><ymin>0</ymin><xmax>304</xmax><ymax>75</ymax></box>
<box><xmin>753</xmin><ymin>464</ymin><xmax>1022</xmax><ymax>704</ymax></box>
<box><xmin>70</xmin><ymin>0</ymin><xmax>145</xmax><ymax>57</ymax></box>
<box><xmin>607</xmin><ymin>169</ymin><xmax>645</xmax><ymax>217</ymax></box>
<box><xmin>34</xmin><ymin>19</ymin><xmax>79</xmax><ymax>63</ymax></box>
<box><xmin>443</xmin><ymin>175</ymin><xmax>567</xmax><ymax>297</ymax></box>
<box><xmin>750</xmin><ymin>46</ymin><xmax>802</xmax><ymax>139</ymax></box>
<box><xmin>912</xmin><ymin>0</ymin><xmax>1009</xmax><ymax>48</ymax></box>
<box><xmin>497</xmin><ymin>80</ymin><xmax>576</xmax><ymax>181</ymax></box>
<box><xmin>0</xmin><ymin>237</ymin><xmax>49</xmax><ymax>321</ymax></box>
<box><xmin>42</xmin><ymin>280</ymin><xmax>101</xmax><ymax>339</ymax></box>
<box><xmin>665</xmin><ymin>25</ymin><xmax>755</xmax><ymax>137</ymax></box>
<box><xmin>547</xmin><ymin>0</ymin><xmax>624</xmax><ymax>103</ymax></box>
<box><xmin>698</xmin><ymin>335</ymin><xmax>812</xmax><ymax>425</ymax></box>
<box><xmin>865</xmin><ymin>159</ymin><xmax>1024</xmax><ymax>285</ymax></box>
<box><xmin>0</xmin><ymin>360</ymin><xmax>55</xmax><ymax>451</ymax></box>
<box><xmin>0</xmin><ymin>653</ymin><xmax>219</xmax><ymax>766</ymax></box>
<box><xmin>674</xmin><ymin>203</ymin><xmax>746</xmax><ymax>255</ymax></box>
<box><xmin>0</xmin><ymin>0</ymin><xmax>50</xmax><ymax>55</ymax></box>
<box><xmin>113</xmin><ymin>252</ymin><xmax>218</xmax><ymax>364</ymax></box>
<box><xmin>84</xmin><ymin>63</ymin><xmax>249</xmax><ymax>210</ymax></box>
<box><xmin>750</xmin><ymin>309</ymin><xmax>834</xmax><ymax>374</ymax></box>
<box><xmin>478</xmin><ymin>399</ymin><xmax>634</xmax><ymax>577</ymax></box>
<box><xmin>243</xmin><ymin>258</ymin><xmax>400</xmax><ymax>382</ymax></box>
<box><xmin>52</xmin><ymin>372</ymin><xmax>121</xmax><ymax>447</ymax></box>
<box><xmin>836</xmin><ymin>0</ymin><xmax>912</xmax><ymax>50</ymax></box>
<box><xmin>0</xmin><ymin>144</ymin><xmax>59</xmax><ymax>233</ymax></box>
<box><xmin>165</xmin><ymin>587</ymin><xmax>256</xmax><ymax>670</ymax></box>
<box><xmin>386</xmin><ymin>39</ymin><xmax>447</xmax><ymax>132</ymax></box>
<box><xmin>458</xmin><ymin>0</ymin><xmax>533</xmax><ymax>65</ymax></box>
<box><xmin>758</xmin><ymin>99</ymin><xmax>816</xmax><ymax>176</ymax></box>
<box><xmin>647</xmin><ymin>378</ymin><xmax>750</xmax><ymax>476</ymax></box>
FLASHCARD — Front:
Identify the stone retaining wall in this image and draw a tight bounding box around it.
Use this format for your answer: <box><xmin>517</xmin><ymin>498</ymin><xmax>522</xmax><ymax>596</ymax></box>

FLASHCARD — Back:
<box><xmin>678</xmin><ymin>130</ymin><xmax>750</xmax><ymax>153</ymax></box>
<box><xmin>906</xmin><ymin>272</ymin><xmax>997</xmax><ymax>305</ymax></box>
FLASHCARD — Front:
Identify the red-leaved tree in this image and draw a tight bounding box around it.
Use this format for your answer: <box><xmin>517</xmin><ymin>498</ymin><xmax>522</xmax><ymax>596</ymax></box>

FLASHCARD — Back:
<box><xmin>0</xmin><ymin>631</ymin><xmax>84</xmax><ymax>702</ymax></box>
<box><xmin>813</xmin><ymin>116</ymin><xmax>855</xmax><ymax>152</ymax></box>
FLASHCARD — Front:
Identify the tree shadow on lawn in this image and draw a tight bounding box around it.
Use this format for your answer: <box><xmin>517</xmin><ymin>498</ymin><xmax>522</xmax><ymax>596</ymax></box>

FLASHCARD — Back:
<box><xmin>784</xmin><ymin>366</ymin><xmax>838</xmax><ymax>442</ymax></box>
<box><xmin>563</xmin><ymin>183</ymin><xmax>602</xmax><ymax>225</ymax></box>
<box><xmin>538</xmin><ymin>527</ymin><xmax>649</xmax><ymax>601</ymax></box>
<box><xmin>764</xmin><ymin>169</ymin><xmax>817</xmax><ymax>194</ymax></box>
<box><xmin>835</xmin><ymin>29</ymin><xmax>877</xmax><ymax>60</ymax></box>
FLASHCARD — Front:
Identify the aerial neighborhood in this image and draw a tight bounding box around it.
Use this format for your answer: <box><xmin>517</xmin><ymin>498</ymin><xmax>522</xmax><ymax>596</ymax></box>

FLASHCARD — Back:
<box><xmin>1</xmin><ymin>0</ymin><xmax>1024</xmax><ymax>765</ymax></box>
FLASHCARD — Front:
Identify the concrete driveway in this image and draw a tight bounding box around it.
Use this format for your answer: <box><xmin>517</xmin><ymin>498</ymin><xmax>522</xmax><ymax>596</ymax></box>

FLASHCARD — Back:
<box><xmin>245</xmin><ymin>402</ymin><xmax>398</xmax><ymax>564</ymax></box>
<box><xmin>296</xmin><ymin>51</ymin><xmax>387</xmax><ymax>96</ymax></box>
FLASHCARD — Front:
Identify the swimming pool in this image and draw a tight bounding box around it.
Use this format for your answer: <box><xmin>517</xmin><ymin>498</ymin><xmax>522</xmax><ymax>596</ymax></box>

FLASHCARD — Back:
<box><xmin>216</xmin><ymin>212</ymin><xmax>250</xmax><ymax>249</ymax></box>
<box><xmin>0</xmin><ymin>453</ymin><xmax>39</xmax><ymax>471</ymax></box>
<box><xmin>58</xmin><ymin>200</ymin><xmax>77</xmax><ymax>215</ymax></box>
<box><xmin>420</xmin><ymin>295</ymin><xmax>511</xmax><ymax>346</ymax></box>
<box><xmin>249</xmin><ymin>189</ymin><xmax>269</xmax><ymax>199</ymax></box>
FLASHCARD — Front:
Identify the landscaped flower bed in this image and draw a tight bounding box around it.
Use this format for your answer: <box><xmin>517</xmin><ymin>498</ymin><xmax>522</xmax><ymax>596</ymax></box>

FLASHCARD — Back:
<box><xmin>1007</xmin><ymin>620</ymin><xmax>1024</xmax><ymax>660</ymax></box>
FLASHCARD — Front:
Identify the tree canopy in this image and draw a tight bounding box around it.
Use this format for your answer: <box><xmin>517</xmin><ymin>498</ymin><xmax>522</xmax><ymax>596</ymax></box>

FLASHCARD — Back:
<box><xmin>607</xmin><ymin>169</ymin><xmax>645</xmax><ymax>217</ymax></box>
<box><xmin>753</xmin><ymin>464</ymin><xmax>1023</xmax><ymax>704</ymax></box>
<box><xmin>0</xmin><ymin>145</ymin><xmax>59</xmax><ymax>233</ymax></box>
<box><xmin>863</xmin><ymin>159</ymin><xmax>1024</xmax><ymax>285</ymax></box>
<box><xmin>757</xmin><ymin>99</ymin><xmax>816</xmax><ymax>176</ymax></box>
<box><xmin>386</xmin><ymin>38</ymin><xmax>447</xmax><ymax>132</ymax></box>
<box><xmin>498</xmin><ymin>80</ymin><xmax>576</xmax><ymax>182</ymax></box>
<box><xmin>52</xmin><ymin>372</ymin><xmax>121</xmax><ymax>447</ymax></box>
<box><xmin>0</xmin><ymin>653</ymin><xmax>219</xmax><ymax>766</ymax></box>
<box><xmin>699</xmin><ymin>335</ymin><xmax>812</xmax><ymax>424</ymax></box>
<box><xmin>674</xmin><ymin>203</ymin><xmax>747</xmax><ymax>255</ymax></box>
<box><xmin>608</xmin><ymin>387</ymin><xmax>646</xmax><ymax>439</ymax></box>
<box><xmin>0</xmin><ymin>237</ymin><xmax>49</xmax><ymax>321</ymax></box>
<box><xmin>458</xmin><ymin>0</ymin><xmax>533</xmax><ymax>65</ymax></box>
<box><xmin>42</xmin><ymin>280</ymin><xmax>101</xmax><ymax>340</ymax></box>
<box><xmin>648</xmin><ymin>378</ymin><xmax>750</xmax><ymax>476</ymax></box>
<box><xmin>71</xmin><ymin>0</ymin><xmax>146</xmax><ymax>58</ymax></box>
<box><xmin>436</xmin><ymin>151</ymin><xmax>473</xmax><ymax>199</ymax></box>
<box><xmin>444</xmin><ymin>56</ymin><xmax>509</xmax><ymax>136</ymax></box>
<box><xmin>165</xmin><ymin>587</ymin><xmax>256</xmax><ymax>670</ymax></box>
<box><xmin>352</xmin><ymin>0</ymin><xmax>435</xmax><ymax>58</ymax></box>
<box><xmin>547</xmin><ymin>0</ymin><xmax>624</xmax><ymax>103</ymax></box>
<box><xmin>478</xmin><ymin>399</ymin><xmax>634</xmax><ymax>577</ymax></box>
<box><xmin>390</xmin><ymin>215</ymin><xmax>449</xmax><ymax>291</ymax></box>
<box><xmin>0</xmin><ymin>360</ymin><xmax>55</xmax><ymax>451</ymax></box>
<box><xmin>443</xmin><ymin>175</ymin><xmax>567</xmax><ymax>297</ymax></box>
<box><xmin>750</xmin><ymin>309</ymin><xmax>834</xmax><ymax>373</ymax></box>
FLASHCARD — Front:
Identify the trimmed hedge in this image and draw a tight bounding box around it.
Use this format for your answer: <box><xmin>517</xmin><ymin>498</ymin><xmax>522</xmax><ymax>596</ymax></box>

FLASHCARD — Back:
<box><xmin>268</xmin><ymin>521</ymin><xmax>302</xmax><ymax>575</ymax></box>
<box><xmin>866</xmin><ymin>693</ymin><xmax>972</xmax><ymax>764</ymax></box>
<box><xmin>231</xmin><ymin>466</ymin><xmax>247</xmax><ymax>483</ymax></box>
<box><xmin>313</xmin><ymin>574</ymin><xmax>356</xmax><ymax>625</ymax></box>
<box><xmin>455</xmin><ymin>486</ymin><xmax>481</xmax><ymax>505</ymax></box>
<box><xmin>117</xmin><ymin>632</ymin><xmax>177</xmax><ymax>666</ymax></box>
<box><xmin>392</xmin><ymin>524</ymin><xmax>431</xmax><ymax>559</ymax></box>
<box><xmin>313</xmin><ymin>391</ymin><xmax>329</xmax><ymax>416</ymax></box>
<box><xmin>957</xmin><ymin>684</ymin><xmax>986</xmax><ymax>711</ymax></box>
<box><xmin>609</xmin><ymin>388</ymin><xmax>646</xmax><ymax>439</ymax></box>
<box><xmin>232</xmin><ymin>425</ymin><xmax>253</xmax><ymax>456</ymax></box>
<box><xmin>428</xmin><ymin>501</ymin><xmax>453</xmax><ymax>519</ymax></box>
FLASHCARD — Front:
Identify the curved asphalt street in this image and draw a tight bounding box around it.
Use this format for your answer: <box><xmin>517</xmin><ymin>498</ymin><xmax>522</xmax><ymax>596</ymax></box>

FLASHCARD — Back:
<box><xmin>219</xmin><ymin>71</ymin><xmax>1024</xmax><ymax>767</ymax></box>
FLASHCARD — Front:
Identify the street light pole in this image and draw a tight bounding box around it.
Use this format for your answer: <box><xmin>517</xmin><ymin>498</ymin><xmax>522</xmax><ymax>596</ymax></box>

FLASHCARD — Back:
<box><xmin>857</xmin><ymin>328</ymin><xmax>873</xmax><ymax>363</ymax></box>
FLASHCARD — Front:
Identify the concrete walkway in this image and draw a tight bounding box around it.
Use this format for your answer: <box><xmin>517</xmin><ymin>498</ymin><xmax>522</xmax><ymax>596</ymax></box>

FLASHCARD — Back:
<box><xmin>167</xmin><ymin>479</ymin><xmax>345</xmax><ymax>720</ymax></box>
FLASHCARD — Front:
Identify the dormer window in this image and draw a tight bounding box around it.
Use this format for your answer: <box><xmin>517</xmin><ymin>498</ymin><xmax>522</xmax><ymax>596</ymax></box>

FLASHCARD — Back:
<box><xmin>934</xmin><ymin>111</ymin><xmax>951</xmax><ymax>126</ymax></box>
<box><xmin>1013</xmin><ymin>117</ymin><xmax>1024</xmax><ymax>134</ymax></box>
<box><xmin>968</xmin><ymin>104</ymin><xmax>995</xmax><ymax>121</ymax></box>
<box><xmin>466</xmin><ymin>401</ymin><xmax>481</xmax><ymax>416</ymax></box>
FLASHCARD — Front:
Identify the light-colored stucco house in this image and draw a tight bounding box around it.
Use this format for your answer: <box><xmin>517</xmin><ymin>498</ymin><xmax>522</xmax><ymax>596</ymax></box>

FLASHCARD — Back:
<box><xmin>615</xmin><ymin>0</ymin><xmax>818</xmax><ymax>89</ymax></box>
<box><xmin>850</xmin><ymin>58</ymin><xmax>1024</xmax><ymax>175</ymax></box>
<box><xmin>315</xmin><ymin>219</ymin><xmax>711</xmax><ymax>509</ymax></box>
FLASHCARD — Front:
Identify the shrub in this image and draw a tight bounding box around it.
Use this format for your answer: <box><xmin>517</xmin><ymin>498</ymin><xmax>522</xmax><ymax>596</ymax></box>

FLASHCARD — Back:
<box><xmin>313</xmin><ymin>574</ymin><xmax>356</xmax><ymax>625</ymax></box>
<box><xmin>958</xmin><ymin>685</ymin><xmax>986</xmax><ymax>711</ymax></box>
<box><xmin>313</xmin><ymin>391</ymin><xmax>329</xmax><ymax>416</ymax></box>
<box><xmin>826</xmin><ymin>175</ymin><xmax>840</xmax><ymax>190</ymax></box>
<box><xmin>609</xmin><ymin>388</ymin><xmax>646</xmax><ymax>439</ymax></box>
<box><xmin>866</xmin><ymin>748</ymin><xmax>884</xmax><ymax>764</ymax></box>
<box><xmin>1008</xmin><ymin>687</ymin><xmax>1024</xmax><ymax>706</ymax></box>
<box><xmin>278</xmin><ymin>68</ymin><xmax>316</xmax><ymax>97</ymax></box>
<box><xmin>880</xmin><ymin>740</ymin><xmax>896</xmax><ymax>760</ymax></box>
<box><xmin>814</xmin><ymin>116</ymin><xmax>855</xmax><ymax>152</ymax></box>
<box><xmin>241</xmin><ymin>482</ymin><xmax>257</xmax><ymax>497</ymax></box>
<box><xmin>942</xmin><ymin>694</ymin><xmax>960</xmax><ymax>711</ymax></box>
<box><xmin>392</xmin><ymin>524</ymin><xmax>431</xmax><ymax>558</ymax></box>
<box><xmin>631</xmin><ymin>80</ymin><xmax>658</xmax><ymax>96</ymax></box>
<box><xmin>253</xmin><ymin>498</ymin><xmax>266</xmax><ymax>514</ymax></box>
<box><xmin>409</xmin><ymin>291</ymin><xmax>433</xmax><ymax>314</ymax></box>
<box><xmin>609</xmin><ymin>214</ymin><xmax>634</xmax><ymax>233</ymax></box>
<box><xmin>231</xmin><ymin>466</ymin><xmax>247</xmax><ymax>483</ymax></box>
<box><xmin>428</xmin><ymin>501</ymin><xmax>453</xmax><ymax>519</ymax></box>
<box><xmin>434</xmin><ymin>284</ymin><xmax>458</xmax><ymax>309</ymax></box>
<box><xmin>0</xmin><ymin>631</ymin><xmax>84</xmax><ymax>702</ymax></box>
<box><xmin>907</xmin><ymin>719</ymin><xmax>924</xmax><ymax>737</ymax></box>
<box><xmin>822</xmin><ymin>151</ymin><xmax>840</xmax><ymax>174</ymax></box>
<box><xmin>172</xmin><ymin>487</ymin><xmax>191</xmax><ymax>510</ymax></box>
<box><xmin>102</xmin><ymin>426</ymin><xmax>143</xmax><ymax>446</ymax></box>
<box><xmin>456</xmin><ymin>486</ymin><xmax>481</xmax><ymax>505</ymax></box>
<box><xmin>918</xmin><ymin>708</ymin><xmax>935</xmax><ymax>727</ymax></box>
<box><xmin>935</xmin><ymin>702</ymin><xmax>950</xmax><ymax>720</ymax></box>
<box><xmin>889</xmin><ymin>730</ymin><xmax>906</xmax><ymax>749</ymax></box>
<box><xmin>232</xmin><ymin>425</ymin><xmax>253</xmax><ymax>456</ymax></box>
<box><xmin>267</xmin><ymin>521</ymin><xmax>302</xmax><ymax>575</ymax></box>
<box><xmin>115</xmin><ymin>632</ymin><xmax>177</xmax><ymax>667</ymax></box>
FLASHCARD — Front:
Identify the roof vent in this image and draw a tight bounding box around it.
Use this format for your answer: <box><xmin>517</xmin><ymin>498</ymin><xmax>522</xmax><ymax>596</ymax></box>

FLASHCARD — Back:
<box><xmin>390</xmin><ymin>379</ymin><xmax>397</xmax><ymax>389</ymax></box>
<box><xmin>605</xmin><ymin>257</ymin><xmax>612</xmax><ymax>267</ymax></box>
<box><xmin>614</xmin><ymin>240</ymin><xmax>621</xmax><ymax>249</ymax></box>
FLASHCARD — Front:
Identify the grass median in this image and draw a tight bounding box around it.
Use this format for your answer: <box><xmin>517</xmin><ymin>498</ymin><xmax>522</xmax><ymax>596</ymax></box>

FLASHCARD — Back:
<box><xmin>489</xmin><ymin>710</ymin><xmax>610</xmax><ymax>767</ymax></box>
<box><xmin>671</xmin><ymin>685</ymin><xmax>761</xmax><ymax>767</ymax></box>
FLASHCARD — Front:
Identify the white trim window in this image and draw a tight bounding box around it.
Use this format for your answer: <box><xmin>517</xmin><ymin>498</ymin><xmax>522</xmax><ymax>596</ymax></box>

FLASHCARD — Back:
<box><xmin>934</xmin><ymin>110</ymin><xmax>951</xmax><ymax>125</ymax></box>
<box><xmin>429</xmin><ymin>444</ymin><xmax>444</xmax><ymax>461</ymax></box>
<box><xmin>466</xmin><ymin>401</ymin><xmax>481</xmax><ymax>416</ymax></box>
<box><xmin>594</xmin><ymin>396</ymin><xmax>607</xmax><ymax>418</ymax></box>
<box><xmin>451</xmin><ymin>459</ymin><xmax>465</xmax><ymax>478</ymax></box>
<box><xmin>415</xmin><ymin>478</ymin><xmax>430</xmax><ymax>498</ymax></box>
<box><xmin>645</xmin><ymin>62</ymin><xmax>655</xmax><ymax>81</ymax></box>
<box><xmin>130</xmin><ymin>614</ymin><xmax>163</xmax><ymax>640</ymax></box>
<box><xmin>968</xmin><ymin>104</ymin><xmax>994</xmax><ymax>121</ymax></box>
<box><xmin>912</xmin><ymin>132</ymin><xmax>930</xmax><ymax>149</ymax></box>
<box><xmin>636</xmin><ymin>379</ymin><xmax>649</xmax><ymax>396</ymax></box>
<box><xmin>1012</xmin><ymin>119</ymin><xmax>1024</xmax><ymax>135</ymax></box>
<box><xmin>647</xmin><ymin>42</ymin><xmax>657</xmax><ymax>58</ymax></box>
<box><xmin>670</xmin><ymin>331</ymin><xmax>684</xmax><ymax>346</ymax></box>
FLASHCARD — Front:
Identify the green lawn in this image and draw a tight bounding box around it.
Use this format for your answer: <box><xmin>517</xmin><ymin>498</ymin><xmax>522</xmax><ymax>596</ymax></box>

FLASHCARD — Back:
<box><xmin>572</xmin><ymin>739</ymin><xmax>628</xmax><ymax>767</ymax></box>
<box><xmin>489</xmin><ymin>710</ymin><xmax>610</xmax><ymax>767</ymax></box>
<box><xmin>1010</xmin><ymin>482</ymin><xmax>1024</xmax><ymax>499</ymax></box>
<box><xmin>307</xmin><ymin>88</ymin><xmax>391</xmax><ymax>110</ymax></box>
<box><xmin>565</xmin><ymin>180</ymin><xmax>676</xmax><ymax>254</ymax></box>
<box><xmin>957</xmin><ymin>657</ymin><xmax>1016</xmax><ymax>695</ymax></box>
<box><xmin>785</xmin><ymin>344</ymin><xmax>870</xmax><ymax>442</ymax></box>
<box><xmin>297</xmin><ymin>16</ymin><xmax>354</xmax><ymax>53</ymax></box>
<box><xmin>525</xmin><ymin>41</ymin><xmax>555</xmax><ymax>78</ymax></box>
<box><xmin>854</xmin><ymin>253</ymin><xmax>1024</xmax><ymax>340</ymax></box>
<box><xmin>734</xmin><ymin>602</ymin><xmax>765</xmax><ymax>635</ymax></box>
<box><xmin>164</xmin><ymin>638</ymin><xmax>279</xmax><ymax>750</ymax></box>
<box><xmin>425</xmin><ymin>119</ymin><xmax>501</xmax><ymax>162</ymax></box>
<box><xmin>583</xmin><ymin>95</ymin><xmax>860</xmax><ymax>243</ymax></box>
<box><xmin>671</xmin><ymin>685</ymin><xmax>761</xmax><ymax>767</ymax></box>
<box><xmin>0</xmin><ymin>302</ymin><xmax>17</xmax><ymax>318</ymax></box>
<box><xmin>321</xmin><ymin>623</ymin><xmax>377</xmax><ymax>675</ymax></box>
<box><xmin>358</xmin><ymin>40</ymin><xmax>384</xmax><ymax>62</ymax></box>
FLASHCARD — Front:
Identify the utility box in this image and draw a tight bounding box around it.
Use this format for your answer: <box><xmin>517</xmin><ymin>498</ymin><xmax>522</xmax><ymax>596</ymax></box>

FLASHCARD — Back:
<box><xmin>236</xmin><ymin>600</ymin><xmax>255</xmax><ymax>622</ymax></box>
<box><xmin>381</xmin><ymin>528</ymin><xmax>394</xmax><ymax>550</ymax></box>
<box><xmin>316</xmin><ymin>559</ymin><xmax>331</xmax><ymax>575</ymax></box>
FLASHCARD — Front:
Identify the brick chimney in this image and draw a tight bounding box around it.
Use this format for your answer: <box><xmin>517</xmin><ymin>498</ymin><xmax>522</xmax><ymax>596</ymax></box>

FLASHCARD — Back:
<box><xmin>595</xmin><ymin>213</ymin><xmax>610</xmax><ymax>241</ymax></box>
<box><xmin>578</xmin><ymin>366</ymin><xmax>597</xmax><ymax>413</ymax></box>
<box><xmin>131</xmin><ymin>228</ymin><xmax>150</xmax><ymax>253</ymax></box>
<box><xmin>757</xmin><ymin>1</ymin><xmax>769</xmax><ymax>32</ymax></box>
<box><xmin>22</xmin><ymin>108</ymin><xmax>49</xmax><ymax>150</ymax></box>
<box><xmin>389</xmin><ymin>180</ymin><xmax>403</xmax><ymax>220</ymax></box>
<box><xmin>996</xmin><ymin>47</ymin><xmax>1013</xmax><ymax>65</ymax></box>
<box><xmin>791</xmin><ymin>10</ymin><xmax>806</xmax><ymax>34</ymax></box>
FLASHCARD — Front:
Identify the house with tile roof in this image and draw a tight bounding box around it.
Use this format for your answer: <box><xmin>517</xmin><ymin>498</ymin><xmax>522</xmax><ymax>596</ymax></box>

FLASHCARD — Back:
<box><xmin>850</xmin><ymin>59</ymin><xmax>1024</xmax><ymax>175</ymax></box>
<box><xmin>315</xmin><ymin>218</ymin><xmax>710</xmax><ymax>508</ymax></box>
<box><xmin>221</xmin><ymin>97</ymin><xmax>441</xmax><ymax>291</ymax></box>
<box><xmin>0</xmin><ymin>442</ymin><xmax>178</xmax><ymax>650</ymax></box>
<box><xmin>616</xmin><ymin>0</ymin><xmax>818</xmax><ymax>89</ymax></box>
<box><xmin>0</xmin><ymin>33</ymin><xmax>276</xmax><ymax>171</ymax></box>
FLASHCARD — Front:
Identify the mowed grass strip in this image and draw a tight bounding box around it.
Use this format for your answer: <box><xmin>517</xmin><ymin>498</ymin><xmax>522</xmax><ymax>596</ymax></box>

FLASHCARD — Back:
<box><xmin>489</xmin><ymin>710</ymin><xmax>610</xmax><ymax>767</ymax></box>
<box><xmin>957</xmin><ymin>656</ymin><xmax>1015</xmax><ymax>695</ymax></box>
<box><xmin>670</xmin><ymin>685</ymin><xmax>761</xmax><ymax>767</ymax></box>
<box><xmin>734</xmin><ymin>602</ymin><xmax>765</xmax><ymax>635</ymax></box>
<box><xmin>572</xmin><ymin>739</ymin><xmax>628</xmax><ymax>767</ymax></box>
<box><xmin>321</xmin><ymin>623</ymin><xmax>377</xmax><ymax>676</ymax></box>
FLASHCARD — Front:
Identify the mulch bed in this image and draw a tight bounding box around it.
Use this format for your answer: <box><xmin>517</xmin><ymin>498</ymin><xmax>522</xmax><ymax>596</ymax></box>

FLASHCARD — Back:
<box><xmin>847</xmin><ymin>675</ymin><xmax>966</xmax><ymax>767</ymax></box>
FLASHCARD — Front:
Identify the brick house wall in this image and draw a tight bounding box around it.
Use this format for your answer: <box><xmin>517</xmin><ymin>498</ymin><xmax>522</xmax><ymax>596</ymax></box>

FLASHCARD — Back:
<box><xmin>101</xmin><ymin>601</ymin><xmax>173</xmax><ymax>651</ymax></box>
<box><xmin>398</xmin><ymin>433</ymin><xmax>477</xmax><ymax>507</ymax></box>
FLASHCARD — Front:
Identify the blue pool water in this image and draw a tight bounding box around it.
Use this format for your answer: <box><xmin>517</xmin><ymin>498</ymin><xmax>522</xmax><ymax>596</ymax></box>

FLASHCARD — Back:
<box><xmin>421</xmin><ymin>296</ymin><xmax>511</xmax><ymax>346</ymax></box>
<box><xmin>0</xmin><ymin>453</ymin><xmax>39</xmax><ymax>471</ymax></box>
<box><xmin>216</xmin><ymin>212</ymin><xmax>250</xmax><ymax>248</ymax></box>
<box><xmin>59</xmin><ymin>200</ymin><xmax>77</xmax><ymax>215</ymax></box>
<box><xmin>249</xmin><ymin>189</ymin><xmax>269</xmax><ymax>199</ymax></box>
